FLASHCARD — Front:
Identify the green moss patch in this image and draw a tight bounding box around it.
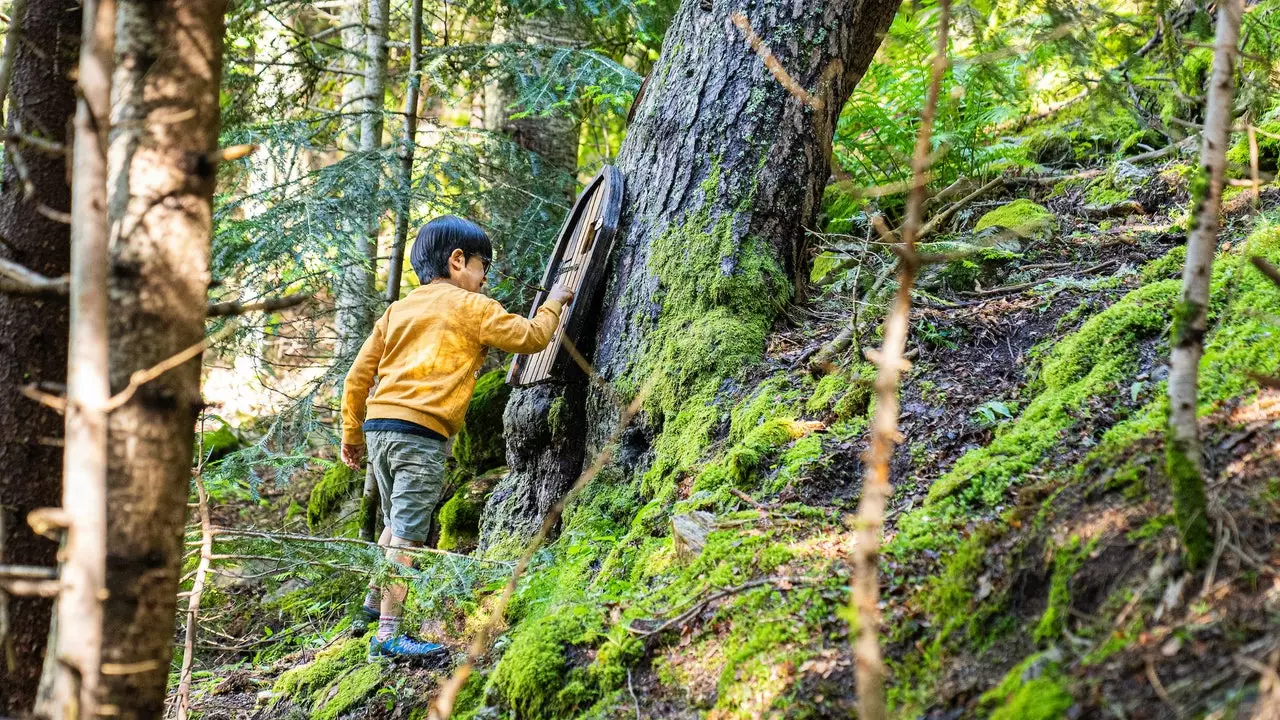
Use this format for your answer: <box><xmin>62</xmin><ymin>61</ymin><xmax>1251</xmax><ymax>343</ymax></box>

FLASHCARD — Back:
<box><xmin>307</xmin><ymin>462</ymin><xmax>359</xmax><ymax>531</ymax></box>
<box><xmin>453</xmin><ymin>367</ymin><xmax>512</xmax><ymax>474</ymax></box>
<box><xmin>974</xmin><ymin>199</ymin><xmax>1057</xmax><ymax>242</ymax></box>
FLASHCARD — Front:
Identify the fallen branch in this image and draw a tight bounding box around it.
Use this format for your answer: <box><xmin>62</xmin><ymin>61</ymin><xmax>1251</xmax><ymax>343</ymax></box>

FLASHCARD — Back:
<box><xmin>0</xmin><ymin>256</ymin><xmax>69</xmax><ymax>296</ymax></box>
<box><xmin>175</xmin><ymin>465</ymin><xmax>212</xmax><ymax>720</ymax></box>
<box><xmin>957</xmin><ymin>259</ymin><xmax>1118</xmax><ymax>299</ymax></box>
<box><xmin>1250</xmin><ymin>256</ymin><xmax>1280</xmax><ymax>289</ymax></box>
<box><xmin>626</xmin><ymin>575</ymin><xmax>819</xmax><ymax>638</ymax></box>
<box><xmin>206</xmin><ymin>293</ymin><xmax>312</xmax><ymax>317</ymax></box>
<box><xmin>917</xmin><ymin>176</ymin><xmax>1003</xmax><ymax>240</ymax></box>
<box><xmin>191</xmin><ymin>527</ymin><xmax>500</xmax><ymax>564</ymax></box>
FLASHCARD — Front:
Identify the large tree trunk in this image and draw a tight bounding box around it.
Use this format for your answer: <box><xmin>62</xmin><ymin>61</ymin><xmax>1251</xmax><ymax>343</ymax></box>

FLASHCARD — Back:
<box><xmin>484</xmin><ymin>0</ymin><xmax>899</xmax><ymax>549</ymax></box>
<box><xmin>0</xmin><ymin>0</ymin><xmax>78</xmax><ymax>713</ymax></box>
<box><xmin>99</xmin><ymin>2</ymin><xmax>227</xmax><ymax>717</ymax></box>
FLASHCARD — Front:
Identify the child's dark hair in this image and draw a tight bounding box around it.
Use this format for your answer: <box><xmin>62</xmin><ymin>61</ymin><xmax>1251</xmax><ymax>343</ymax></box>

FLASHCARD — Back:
<box><xmin>409</xmin><ymin>215</ymin><xmax>492</xmax><ymax>283</ymax></box>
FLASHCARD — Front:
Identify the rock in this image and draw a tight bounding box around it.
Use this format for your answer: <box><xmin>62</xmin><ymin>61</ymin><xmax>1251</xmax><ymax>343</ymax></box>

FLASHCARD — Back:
<box><xmin>974</xmin><ymin>199</ymin><xmax>1057</xmax><ymax>244</ymax></box>
<box><xmin>672</xmin><ymin>511</ymin><xmax>716</xmax><ymax>561</ymax></box>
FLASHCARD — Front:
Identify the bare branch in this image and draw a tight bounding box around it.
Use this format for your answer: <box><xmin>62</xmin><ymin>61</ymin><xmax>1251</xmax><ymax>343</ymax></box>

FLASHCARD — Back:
<box><xmin>206</xmin><ymin>293</ymin><xmax>312</xmax><ymax>317</ymax></box>
<box><xmin>0</xmin><ymin>257</ymin><xmax>70</xmax><ymax>295</ymax></box>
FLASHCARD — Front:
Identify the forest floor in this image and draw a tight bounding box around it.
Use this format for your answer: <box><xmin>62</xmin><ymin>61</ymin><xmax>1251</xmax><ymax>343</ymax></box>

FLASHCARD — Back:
<box><xmin>180</xmin><ymin>150</ymin><xmax>1280</xmax><ymax>720</ymax></box>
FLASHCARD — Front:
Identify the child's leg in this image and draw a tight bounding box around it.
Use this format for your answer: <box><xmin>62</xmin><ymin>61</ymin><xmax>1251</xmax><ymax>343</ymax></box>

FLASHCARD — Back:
<box><xmin>376</xmin><ymin>432</ymin><xmax>446</xmax><ymax>641</ymax></box>
<box><xmin>362</xmin><ymin>525</ymin><xmax>395</xmax><ymax>614</ymax></box>
<box><xmin>376</xmin><ymin>536</ymin><xmax>421</xmax><ymax>641</ymax></box>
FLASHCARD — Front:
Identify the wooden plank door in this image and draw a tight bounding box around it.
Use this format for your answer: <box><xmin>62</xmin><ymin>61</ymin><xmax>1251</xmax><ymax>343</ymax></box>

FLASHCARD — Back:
<box><xmin>507</xmin><ymin>165</ymin><xmax>624</xmax><ymax>386</ymax></box>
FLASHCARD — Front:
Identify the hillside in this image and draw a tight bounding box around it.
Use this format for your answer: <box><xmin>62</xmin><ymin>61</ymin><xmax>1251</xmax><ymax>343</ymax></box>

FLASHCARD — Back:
<box><xmin>180</xmin><ymin>144</ymin><xmax>1280</xmax><ymax>719</ymax></box>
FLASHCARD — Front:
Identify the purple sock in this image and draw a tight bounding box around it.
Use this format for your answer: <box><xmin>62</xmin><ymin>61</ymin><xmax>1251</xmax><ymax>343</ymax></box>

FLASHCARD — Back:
<box><xmin>377</xmin><ymin>616</ymin><xmax>401</xmax><ymax>642</ymax></box>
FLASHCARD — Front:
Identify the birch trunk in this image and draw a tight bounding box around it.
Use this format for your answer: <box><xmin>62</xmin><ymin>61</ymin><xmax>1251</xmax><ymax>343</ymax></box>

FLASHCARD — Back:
<box><xmin>35</xmin><ymin>0</ymin><xmax>114</xmax><ymax>716</ymax></box>
<box><xmin>386</xmin><ymin>0</ymin><xmax>424</xmax><ymax>302</ymax></box>
<box><xmin>99</xmin><ymin>2</ymin><xmax>227</xmax><ymax>717</ymax></box>
<box><xmin>1165</xmin><ymin>0</ymin><xmax>1242</xmax><ymax>571</ymax></box>
<box><xmin>335</xmin><ymin>0</ymin><xmax>389</xmax><ymax>359</ymax></box>
<box><xmin>0</xmin><ymin>0</ymin><xmax>78</xmax><ymax>711</ymax></box>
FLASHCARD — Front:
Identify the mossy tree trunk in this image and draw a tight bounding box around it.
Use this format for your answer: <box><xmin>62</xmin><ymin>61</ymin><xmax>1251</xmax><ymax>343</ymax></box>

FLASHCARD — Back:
<box><xmin>1165</xmin><ymin>0</ymin><xmax>1242</xmax><ymax>571</ymax></box>
<box><xmin>484</xmin><ymin>0</ymin><xmax>899</xmax><ymax>547</ymax></box>
<box><xmin>0</xmin><ymin>0</ymin><xmax>79</xmax><ymax>712</ymax></box>
<box><xmin>100</xmin><ymin>1</ymin><xmax>227</xmax><ymax>716</ymax></box>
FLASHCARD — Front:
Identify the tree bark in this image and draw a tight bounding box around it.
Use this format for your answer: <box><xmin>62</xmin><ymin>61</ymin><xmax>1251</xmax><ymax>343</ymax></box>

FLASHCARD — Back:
<box><xmin>0</xmin><ymin>0</ymin><xmax>78</xmax><ymax>713</ymax></box>
<box><xmin>99</xmin><ymin>2</ymin><xmax>227</xmax><ymax>717</ymax></box>
<box><xmin>386</xmin><ymin>0</ymin><xmax>423</xmax><ymax>302</ymax></box>
<box><xmin>1165</xmin><ymin>0</ymin><xmax>1242</xmax><ymax>571</ymax></box>
<box><xmin>486</xmin><ymin>0</ymin><xmax>899</xmax><ymax>548</ymax></box>
<box><xmin>335</xmin><ymin>0</ymin><xmax>389</xmax><ymax>359</ymax></box>
<box><xmin>482</xmin><ymin>18</ymin><xmax>580</xmax><ymax>202</ymax></box>
<box><xmin>35</xmin><ymin>0</ymin><xmax>115</xmax><ymax>715</ymax></box>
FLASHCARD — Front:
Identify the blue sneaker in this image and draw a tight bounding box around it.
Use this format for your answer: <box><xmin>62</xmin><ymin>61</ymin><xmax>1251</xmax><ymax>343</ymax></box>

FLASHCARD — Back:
<box><xmin>368</xmin><ymin>634</ymin><xmax>447</xmax><ymax>662</ymax></box>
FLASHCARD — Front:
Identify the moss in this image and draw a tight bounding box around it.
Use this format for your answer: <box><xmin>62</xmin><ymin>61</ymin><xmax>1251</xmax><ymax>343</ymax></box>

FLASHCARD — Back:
<box><xmin>635</xmin><ymin>165</ymin><xmax>792</xmax><ymax>497</ymax></box>
<box><xmin>772</xmin><ymin>432</ymin><xmax>824</xmax><ymax>492</ymax></box>
<box><xmin>272</xmin><ymin>636</ymin><xmax>367</xmax><ymax>699</ymax></box>
<box><xmin>547</xmin><ymin>396</ymin><xmax>565</xmax><ymax>437</ymax></box>
<box><xmin>1033</xmin><ymin>536</ymin><xmax>1094</xmax><ymax>642</ymax></box>
<box><xmin>1165</xmin><ymin>437</ymin><xmax>1213</xmax><ymax>570</ymax></box>
<box><xmin>691</xmin><ymin>417</ymin><xmax>809</xmax><ymax>497</ymax></box>
<box><xmin>307</xmin><ymin>462</ymin><xmax>358</xmax><ymax>531</ymax></box>
<box><xmin>974</xmin><ymin>199</ymin><xmax>1056</xmax><ymax>242</ymax></box>
<box><xmin>437</xmin><ymin>475</ymin><xmax>491</xmax><ymax>552</ymax></box>
<box><xmin>488</xmin><ymin>605</ymin><xmax>607</xmax><ymax>720</ymax></box>
<box><xmin>195</xmin><ymin>419</ymin><xmax>240</xmax><ymax>463</ymax></box>
<box><xmin>805</xmin><ymin>362</ymin><xmax>874</xmax><ymax>419</ymax></box>
<box><xmin>984</xmin><ymin>666</ymin><xmax>1073</xmax><ymax>720</ymax></box>
<box><xmin>927</xmin><ymin>278</ymin><xmax>1179</xmax><ymax>507</ymax></box>
<box><xmin>1139</xmin><ymin>245</ymin><xmax>1186</xmax><ymax>283</ymax></box>
<box><xmin>452</xmin><ymin>367</ymin><xmax>511</xmax><ymax>474</ymax></box>
<box><xmin>312</xmin><ymin>663</ymin><xmax>383</xmax><ymax>720</ymax></box>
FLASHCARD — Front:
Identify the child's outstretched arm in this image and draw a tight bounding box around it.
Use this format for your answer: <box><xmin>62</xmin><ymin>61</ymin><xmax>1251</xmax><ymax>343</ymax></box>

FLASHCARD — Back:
<box><xmin>475</xmin><ymin>285</ymin><xmax>574</xmax><ymax>354</ymax></box>
<box><xmin>340</xmin><ymin>311</ymin><xmax>388</xmax><ymax>467</ymax></box>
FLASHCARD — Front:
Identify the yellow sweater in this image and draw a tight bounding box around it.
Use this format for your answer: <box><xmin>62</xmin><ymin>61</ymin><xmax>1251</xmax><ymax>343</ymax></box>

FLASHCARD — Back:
<box><xmin>341</xmin><ymin>282</ymin><xmax>563</xmax><ymax>445</ymax></box>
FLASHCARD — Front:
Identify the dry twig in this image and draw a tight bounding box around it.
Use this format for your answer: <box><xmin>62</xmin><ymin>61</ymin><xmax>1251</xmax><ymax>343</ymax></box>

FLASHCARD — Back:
<box><xmin>850</xmin><ymin>3</ymin><xmax>949</xmax><ymax>718</ymax></box>
<box><xmin>206</xmin><ymin>293</ymin><xmax>312</xmax><ymax>317</ymax></box>
<box><xmin>730</xmin><ymin>13</ymin><xmax>824</xmax><ymax>110</ymax></box>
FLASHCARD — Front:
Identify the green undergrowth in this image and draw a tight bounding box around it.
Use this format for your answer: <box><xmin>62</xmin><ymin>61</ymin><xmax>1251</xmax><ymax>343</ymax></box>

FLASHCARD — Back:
<box><xmin>881</xmin><ymin>213</ymin><xmax>1280</xmax><ymax>716</ymax></box>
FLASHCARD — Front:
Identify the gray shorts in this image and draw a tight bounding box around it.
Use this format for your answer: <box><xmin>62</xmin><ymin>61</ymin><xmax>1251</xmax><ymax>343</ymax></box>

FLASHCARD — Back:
<box><xmin>365</xmin><ymin>430</ymin><xmax>447</xmax><ymax>543</ymax></box>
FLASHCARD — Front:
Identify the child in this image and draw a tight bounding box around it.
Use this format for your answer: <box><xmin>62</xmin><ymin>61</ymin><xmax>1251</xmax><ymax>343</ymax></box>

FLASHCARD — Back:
<box><xmin>341</xmin><ymin>215</ymin><xmax>573</xmax><ymax>660</ymax></box>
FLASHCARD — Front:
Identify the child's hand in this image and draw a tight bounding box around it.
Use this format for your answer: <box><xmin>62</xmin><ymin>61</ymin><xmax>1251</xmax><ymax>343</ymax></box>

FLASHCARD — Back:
<box><xmin>341</xmin><ymin>443</ymin><xmax>365</xmax><ymax>470</ymax></box>
<box><xmin>548</xmin><ymin>284</ymin><xmax>575</xmax><ymax>307</ymax></box>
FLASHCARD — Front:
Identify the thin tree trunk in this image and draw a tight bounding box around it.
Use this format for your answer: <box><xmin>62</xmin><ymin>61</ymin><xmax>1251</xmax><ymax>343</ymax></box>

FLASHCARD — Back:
<box><xmin>0</xmin><ymin>0</ymin><xmax>78</xmax><ymax>712</ymax></box>
<box><xmin>335</xmin><ymin>0</ymin><xmax>389</xmax><ymax>358</ymax></box>
<box><xmin>1165</xmin><ymin>0</ymin><xmax>1241</xmax><ymax>571</ymax></box>
<box><xmin>334</xmin><ymin>0</ymin><xmax>367</xmax><ymax>359</ymax></box>
<box><xmin>386</xmin><ymin>0</ymin><xmax>423</xmax><ymax>302</ymax></box>
<box><xmin>99</xmin><ymin>2</ymin><xmax>227</xmax><ymax>717</ymax></box>
<box><xmin>35</xmin><ymin>0</ymin><xmax>114</xmax><ymax>716</ymax></box>
<box><xmin>0</xmin><ymin>0</ymin><xmax>29</xmax><ymax>119</ymax></box>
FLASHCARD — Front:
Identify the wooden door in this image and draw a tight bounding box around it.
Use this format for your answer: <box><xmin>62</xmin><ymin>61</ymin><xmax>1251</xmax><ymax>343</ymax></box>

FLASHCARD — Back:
<box><xmin>507</xmin><ymin>165</ymin><xmax>624</xmax><ymax>386</ymax></box>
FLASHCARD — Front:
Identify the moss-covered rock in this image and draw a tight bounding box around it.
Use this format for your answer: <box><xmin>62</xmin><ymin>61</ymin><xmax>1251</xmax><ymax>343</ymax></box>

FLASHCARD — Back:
<box><xmin>488</xmin><ymin>605</ymin><xmax>607</xmax><ymax>719</ymax></box>
<box><xmin>195</xmin><ymin>419</ymin><xmax>241</xmax><ymax>464</ymax></box>
<box><xmin>272</xmin><ymin>636</ymin><xmax>367</xmax><ymax>700</ymax></box>
<box><xmin>312</xmin><ymin>663</ymin><xmax>383</xmax><ymax>720</ymax></box>
<box><xmin>437</xmin><ymin>467</ymin><xmax>504</xmax><ymax>552</ymax></box>
<box><xmin>307</xmin><ymin>462</ymin><xmax>359</xmax><ymax>531</ymax></box>
<box><xmin>974</xmin><ymin>199</ymin><xmax>1057</xmax><ymax>243</ymax></box>
<box><xmin>453</xmin><ymin>367</ymin><xmax>511</xmax><ymax>474</ymax></box>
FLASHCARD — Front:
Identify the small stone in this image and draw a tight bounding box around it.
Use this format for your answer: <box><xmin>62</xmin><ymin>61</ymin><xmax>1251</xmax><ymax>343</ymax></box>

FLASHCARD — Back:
<box><xmin>672</xmin><ymin>511</ymin><xmax>717</xmax><ymax>561</ymax></box>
